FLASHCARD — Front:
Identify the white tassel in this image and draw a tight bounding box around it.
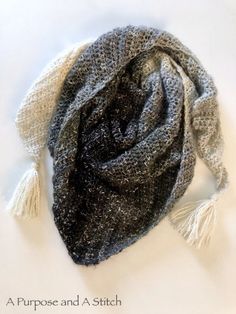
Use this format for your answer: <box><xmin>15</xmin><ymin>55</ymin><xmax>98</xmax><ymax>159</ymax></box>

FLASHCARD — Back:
<box><xmin>168</xmin><ymin>196</ymin><xmax>218</xmax><ymax>248</ymax></box>
<box><xmin>7</xmin><ymin>162</ymin><xmax>40</xmax><ymax>219</ymax></box>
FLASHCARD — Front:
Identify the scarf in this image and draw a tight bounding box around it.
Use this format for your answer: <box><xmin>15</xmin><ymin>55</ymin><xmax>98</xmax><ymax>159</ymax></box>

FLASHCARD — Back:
<box><xmin>7</xmin><ymin>26</ymin><xmax>228</xmax><ymax>265</ymax></box>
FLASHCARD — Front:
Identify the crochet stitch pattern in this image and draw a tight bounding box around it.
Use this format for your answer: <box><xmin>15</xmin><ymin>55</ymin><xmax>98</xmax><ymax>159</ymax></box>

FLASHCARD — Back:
<box><xmin>9</xmin><ymin>25</ymin><xmax>228</xmax><ymax>265</ymax></box>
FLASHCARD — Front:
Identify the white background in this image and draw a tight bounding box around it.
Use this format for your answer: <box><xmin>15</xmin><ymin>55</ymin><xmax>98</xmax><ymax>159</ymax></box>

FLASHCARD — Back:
<box><xmin>0</xmin><ymin>0</ymin><xmax>236</xmax><ymax>313</ymax></box>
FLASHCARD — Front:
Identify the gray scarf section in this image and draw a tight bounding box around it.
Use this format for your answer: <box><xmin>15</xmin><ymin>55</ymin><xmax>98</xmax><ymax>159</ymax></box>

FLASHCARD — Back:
<box><xmin>45</xmin><ymin>25</ymin><xmax>227</xmax><ymax>265</ymax></box>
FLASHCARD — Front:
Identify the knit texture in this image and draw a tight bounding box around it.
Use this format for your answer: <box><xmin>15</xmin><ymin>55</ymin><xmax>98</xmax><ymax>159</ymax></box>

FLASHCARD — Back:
<box><xmin>7</xmin><ymin>42</ymin><xmax>89</xmax><ymax>218</ymax></box>
<box><xmin>16</xmin><ymin>42</ymin><xmax>90</xmax><ymax>163</ymax></box>
<box><xmin>46</xmin><ymin>26</ymin><xmax>227</xmax><ymax>265</ymax></box>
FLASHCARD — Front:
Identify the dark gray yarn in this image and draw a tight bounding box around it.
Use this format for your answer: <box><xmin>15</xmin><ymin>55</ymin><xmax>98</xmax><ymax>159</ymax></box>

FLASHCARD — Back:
<box><xmin>46</xmin><ymin>25</ymin><xmax>214</xmax><ymax>265</ymax></box>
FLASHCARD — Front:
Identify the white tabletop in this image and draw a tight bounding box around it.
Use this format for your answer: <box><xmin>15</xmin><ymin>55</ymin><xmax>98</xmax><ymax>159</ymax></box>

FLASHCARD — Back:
<box><xmin>0</xmin><ymin>0</ymin><xmax>236</xmax><ymax>313</ymax></box>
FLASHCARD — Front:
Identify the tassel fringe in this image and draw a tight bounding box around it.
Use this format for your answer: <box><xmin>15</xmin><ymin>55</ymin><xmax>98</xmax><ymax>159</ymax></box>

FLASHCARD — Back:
<box><xmin>168</xmin><ymin>196</ymin><xmax>218</xmax><ymax>248</ymax></box>
<box><xmin>7</xmin><ymin>162</ymin><xmax>40</xmax><ymax>219</ymax></box>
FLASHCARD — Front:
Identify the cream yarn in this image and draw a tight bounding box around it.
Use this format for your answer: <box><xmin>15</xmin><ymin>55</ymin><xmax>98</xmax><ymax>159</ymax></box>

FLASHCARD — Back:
<box><xmin>168</xmin><ymin>63</ymin><xmax>228</xmax><ymax>247</ymax></box>
<box><xmin>7</xmin><ymin>42</ymin><xmax>90</xmax><ymax>218</ymax></box>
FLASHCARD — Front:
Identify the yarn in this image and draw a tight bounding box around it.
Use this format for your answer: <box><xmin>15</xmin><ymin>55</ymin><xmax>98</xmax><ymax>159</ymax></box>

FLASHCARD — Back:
<box><xmin>7</xmin><ymin>162</ymin><xmax>40</xmax><ymax>218</ymax></box>
<box><xmin>7</xmin><ymin>42</ymin><xmax>90</xmax><ymax>218</ymax></box>
<box><xmin>9</xmin><ymin>26</ymin><xmax>228</xmax><ymax>265</ymax></box>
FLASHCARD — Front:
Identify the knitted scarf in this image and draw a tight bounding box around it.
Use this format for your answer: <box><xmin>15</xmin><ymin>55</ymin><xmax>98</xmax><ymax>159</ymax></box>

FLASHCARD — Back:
<box><xmin>8</xmin><ymin>26</ymin><xmax>228</xmax><ymax>265</ymax></box>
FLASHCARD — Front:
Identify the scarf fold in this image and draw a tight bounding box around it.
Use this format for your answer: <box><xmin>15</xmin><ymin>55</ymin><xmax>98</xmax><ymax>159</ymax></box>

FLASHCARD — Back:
<box><xmin>8</xmin><ymin>26</ymin><xmax>228</xmax><ymax>265</ymax></box>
